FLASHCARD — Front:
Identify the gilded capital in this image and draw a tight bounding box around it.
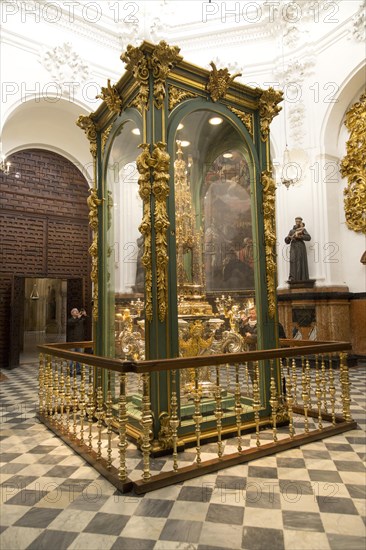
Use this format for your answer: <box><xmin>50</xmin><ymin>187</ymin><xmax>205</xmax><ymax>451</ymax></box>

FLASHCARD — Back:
<box><xmin>121</xmin><ymin>44</ymin><xmax>149</xmax><ymax>111</ymax></box>
<box><xmin>76</xmin><ymin>114</ymin><xmax>97</xmax><ymax>157</ymax></box>
<box><xmin>151</xmin><ymin>41</ymin><xmax>181</xmax><ymax>109</ymax></box>
<box><xmin>258</xmin><ymin>88</ymin><xmax>283</xmax><ymax>141</ymax></box>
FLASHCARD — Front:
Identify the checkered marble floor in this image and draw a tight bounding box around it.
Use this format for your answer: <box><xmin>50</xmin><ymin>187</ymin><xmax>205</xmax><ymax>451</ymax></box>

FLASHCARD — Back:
<box><xmin>1</xmin><ymin>363</ymin><xmax>365</xmax><ymax>550</ymax></box>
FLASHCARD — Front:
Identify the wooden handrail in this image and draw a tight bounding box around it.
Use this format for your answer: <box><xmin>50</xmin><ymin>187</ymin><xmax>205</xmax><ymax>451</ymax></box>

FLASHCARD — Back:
<box><xmin>37</xmin><ymin>340</ymin><xmax>352</xmax><ymax>374</ymax></box>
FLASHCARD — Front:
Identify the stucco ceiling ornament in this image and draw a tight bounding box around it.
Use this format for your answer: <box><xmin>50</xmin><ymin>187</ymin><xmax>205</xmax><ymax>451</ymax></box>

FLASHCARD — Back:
<box><xmin>117</xmin><ymin>0</ymin><xmax>172</xmax><ymax>51</ymax></box>
<box><xmin>40</xmin><ymin>42</ymin><xmax>90</xmax><ymax>94</ymax></box>
<box><xmin>350</xmin><ymin>0</ymin><xmax>366</xmax><ymax>42</ymax></box>
<box><xmin>273</xmin><ymin>58</ymin><xmax>315</xmax><ymax>144</ymax></box>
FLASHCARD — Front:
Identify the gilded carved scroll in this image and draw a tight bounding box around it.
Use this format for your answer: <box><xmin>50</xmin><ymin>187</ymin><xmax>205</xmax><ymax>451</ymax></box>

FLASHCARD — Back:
<box><xmin>136</xmin><ymin>143</ymin><xmax>153</xmax><ymax>322</ymax></box>
<box><xmin>340</xmin><ymin>91</ymin><xmax>366</xmax><ymax>234</ymax></box>
<box><xmin>151</xmin><ymin>142</ymin><xmax>170</xmax><ymax>322</ymax></box>
<box><xmin>87</xmin><ymin>188</ymin><xmax>103</xmax><ymax>320</ymax></box>
<box><xmin>261</xmin><ymin>170</ymin><xmax>277</xmax><ymax>318</ymax></box>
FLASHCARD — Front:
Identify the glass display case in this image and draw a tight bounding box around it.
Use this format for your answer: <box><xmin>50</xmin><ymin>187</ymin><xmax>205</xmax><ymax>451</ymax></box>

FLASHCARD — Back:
<box><xmin>77</xmin><ymin>41</ymin><xmax>283</xmax><ymax>447</ymax></box>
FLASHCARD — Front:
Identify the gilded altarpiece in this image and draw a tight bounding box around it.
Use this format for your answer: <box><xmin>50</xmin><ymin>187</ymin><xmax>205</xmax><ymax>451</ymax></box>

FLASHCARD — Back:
<box><xmin>79</xmin><ymin>41</ymin><xmax>284</xmax><ymax>447</ymax></box>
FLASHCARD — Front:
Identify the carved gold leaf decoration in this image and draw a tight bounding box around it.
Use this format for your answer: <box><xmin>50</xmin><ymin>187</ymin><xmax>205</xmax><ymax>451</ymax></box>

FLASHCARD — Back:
<box><xmin>96</xmin><ymin>79</ymin><xmax>123</xmax><ymax>115</ymax></box>
<box><xmin>261</xmin><ymin>170</ymin><xmax>277</xmax><ymax>319</ymax></box>
<box><xmin>76</xmin><ymin>114</ymin><xmax>97</xmax><ymax>157</ymax></box>
<box><xmin>257</xmin><ymin>88</ymin><xmax>283</xmax><ymax>141</ymax></box>
<box><xmin>121</xmin><ymin>44</ymin><xmax>149</xmax><ymax>111</ymax></box>
<box><xmin>150</xmin><ymin>41</ymin><xmax>181</xmax><ymax>109</ymax></box>
<box><xmin>87</xmin><ymin>187</ymin><xmax>103</xmax><ymax>321</ymax></box>
<box><xmin>151</xmin><ymin>141</ymin><xmax>170</xmax><ymax>322</ymax></box>
<box><xmin>128</xmin><ymin>94</ymin><xmax>143</xmax><ymax>115</ymax></box>
<box><xmin>340</xmin><ymin>91</ymin><xmax>366</xmax><ymax>234</ymax></box>
<box><xmin>89</xmin><ymin>235</ymin><xmax>99</xmax><ymax>321</ymax></box>
<box><xmin>207</xmin><ymin>62</ymin><xmax>242</xmax><ymax>102</ymax></box>
<box><xmin>101</xmin><ymin>124</ymin><xmax>112</xmax><ymax>154</ymax></box>
<box><xmin>136</xmin><ymin>143</ymin><xmax>153</xmax><ymax>322</ymax></box>
<box><xmin>168</xmin><ymin>85</ymin><xmax>197</xmax><ymax>111</ymax></box>
<box><xmin>228</xmin><ymin>107</ymin><xmax>254</xmax><ymax>137</ymax></box>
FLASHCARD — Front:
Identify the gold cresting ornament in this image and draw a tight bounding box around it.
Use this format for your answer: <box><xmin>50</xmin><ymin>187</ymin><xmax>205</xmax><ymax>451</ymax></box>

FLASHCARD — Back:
<box><xmin>207</xmin><ymin>62</ymin><xmax>242</xmax><ymax>102</ymax></box>
<box><xmin>121</xmin><ymin>44</ymin><xmax>149</xmax><ymax>111</ymax></box>
<box><xmin>76</xmin><ymin>114</ymin><xmax>97</xmax><ymax>157</ymax></box>
<box><xmin>257</xmin><ymin>87</ymin><xmax>283</xmax><ymax>141</ymax></box>
<box><xmin>151</xmin><ymin>41</ymin><xmax>181</xmax><ymax>109</ymax></box>
<box><xmin>151</xmin><ymin>141</ymin><xmax>170</xmax><ymax>322</ymax></box>
<box><xmin>340</xmin><ymin>91</ymin><xmax>366</xmax><ymax>234</ymax></box>
<box><xmin>261</xmin><ymin>170</ymin><xmax>277</xmax><ymax>318</ymax></box>
<box><xmin>96</xmin><ymin>79</ymin><xmax>123</xmax><ymax>115</ymax></box>
<box><xmin>136</xmin><ymin>143</ymin><xmax>153</xmax><ymax>321</ymax></box>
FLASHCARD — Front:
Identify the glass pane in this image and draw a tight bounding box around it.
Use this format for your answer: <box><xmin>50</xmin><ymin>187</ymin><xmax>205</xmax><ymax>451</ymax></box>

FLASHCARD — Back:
<box><xmin>105</xmin><ymin>120</ymin><xmax>145</xmax><ymax>362</ymax></box>
<box><xmin>174</xmin><ymin>110</ymin><xmax>257</xmax><ymax>415</ymax></box>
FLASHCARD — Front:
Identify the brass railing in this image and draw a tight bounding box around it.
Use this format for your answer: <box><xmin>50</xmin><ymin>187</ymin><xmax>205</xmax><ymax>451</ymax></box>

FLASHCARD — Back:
<box><xmin>37</xmin><ymin>340</ymin><xmax>356</xmax><ymax>494</ymax></box>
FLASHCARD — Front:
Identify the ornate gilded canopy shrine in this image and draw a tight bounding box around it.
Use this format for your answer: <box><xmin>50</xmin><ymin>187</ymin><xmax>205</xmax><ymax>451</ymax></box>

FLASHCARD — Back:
<box><xmin>77</xmin><ymin>41</ymin><xmax>284</xmax><ymax>448</ymax></box>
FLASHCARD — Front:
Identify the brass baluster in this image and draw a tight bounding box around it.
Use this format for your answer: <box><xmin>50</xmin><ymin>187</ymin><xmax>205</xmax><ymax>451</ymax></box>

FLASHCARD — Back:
<box><xmin>328</xmin><ymin>354</ymin><xmax>336</xmax><ymax>425</ymax></box>
<box><xmin>86</xmin><ymin>365</ymin><xmax>95</xmax><ymax>451</ymax></box>
<box><xmin>215</xmin><ymin>365</ymin><xmax>223</xmax><ymax>458</ymax></box>
<box><xmin>71</xmin><ymin>367</ymin><xmax>79</xmax><ymax>439</ymax></box>
<box><xmin>235</xmin><ymin>363</ymin><xmax>243</xmax><ymax>452</ymax></box>
<box><xmin>105</xmin><ymin>370</ymin><xmax>113</xmax><ymax>469</ymax></box>
<box><xmin>301</xmin><ymin>356</ymin><xmax>310</xmax><ymax>434</ymax></box>
<box><xmin>305</xmin><ymin>357</ymin><xmax>312</xmax><ymax>410</ymax></box>
<box><xmin>140</xmin><ymin>372</ymin><xmax>152</xmax><ymax>481</ymax></box>
<box><xmin>53</xmin><ymin>360</ymin><xmax>59</xmax><ymax>425</ymax></box>
<box><xmin>96</xmin><ymin>368</ymin><xmax>104</xmax><ymax>460</ymax></box>
<box><xmin>78</xmin><ymin>363</ymin><xmax>86</xmax><ymax>445</ymax></box>
<box><xmin>339</xmin><ymin>352</ymin><xmax>353</xmax><ymax>422</ymax></box>
<box><xmin>269</xmin><ymin>359</ymin><xmax>278</xmax><ymax>443</ymax></box>
<box><xmin>193</xmin><ymin>368</ymin><xmax>203</xmax><ymax>464</ymax></box>
<box><xmin>59</xmin><ymin>361</ymin><xmax>66</xmax><ymax>432</ymax></box>
<box><xmin>65</xmin><ymin>362</ymin><xmax>72</xmax><ymax>435</ymax></box>
<box><xmin>118</xmin><ymin>372</ymin><xmax>128</xmax><ymax>481</ymax></box>
<box><xmin>169</xmin><ymin>369</ymin><xmax>180</xmax><ymax>472</ymax></box>
<box><xmin>38</xmin><ymin>353</ymin><xmax>45</xmax><ymax>416</ymax></box>
<box><xmin>245</xmin><ymin>362</ymin><xmax>250</xmax><ymax>396</ymax></box>
<box><xmin>47</xmin><ymin>355</ymin><xmax>54</xmax><ymax>421</ymax></box>
<box><xmin>286</xmin><ymin>358</ymin><xmax>295</xmax><ymax>438</ymax></box>
<box><xmin>315</xmin><ymin>354</ymin><xmax>323</xmax><ymax>431</ymax></box>
<box><xmin>253</xmin><ymin>361</ymin><xmax>261</xmax><ymax>447</ymax></box>
<box><xmin>291</xmin><ymin>358</ymin><xmax>298</xmax><ymax>404</ymax></box>
<box><xmin>321</xmin><ymin>354</ymin><xmax>328</xmax><ymax>413</ymax></box>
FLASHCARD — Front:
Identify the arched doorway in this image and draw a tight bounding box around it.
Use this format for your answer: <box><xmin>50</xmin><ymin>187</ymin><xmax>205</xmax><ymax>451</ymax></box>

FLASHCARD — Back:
<box><xmin>0</xmin><ymin>149</ymin><xmax>91</xmax><ymax>368</ymax></box>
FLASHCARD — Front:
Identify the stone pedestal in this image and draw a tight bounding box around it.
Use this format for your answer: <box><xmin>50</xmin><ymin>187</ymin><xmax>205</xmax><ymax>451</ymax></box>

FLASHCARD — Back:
<box><xmin>277</xmin><ymin>286</ymin><xmax>365</xmax><ymax>357</ymax></box>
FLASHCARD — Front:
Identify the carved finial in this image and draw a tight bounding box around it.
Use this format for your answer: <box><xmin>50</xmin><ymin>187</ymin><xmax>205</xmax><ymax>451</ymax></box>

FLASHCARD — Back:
<box><xmin>207</xmin><ymin>62</ymin><xmax>242</xmax><ymax>102</ymax></box>
<box><xmin>96</xmin><ymin>79</ymin><xmax>123</xmax><ymax>115</ymax></box>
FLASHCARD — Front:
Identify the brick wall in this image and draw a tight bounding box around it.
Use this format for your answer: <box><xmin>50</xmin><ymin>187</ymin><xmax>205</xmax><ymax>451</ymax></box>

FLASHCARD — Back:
<box><xmin>0</xmin><ymin>149</ymin><xmax>91</xmax><ymax>367</ymax></box>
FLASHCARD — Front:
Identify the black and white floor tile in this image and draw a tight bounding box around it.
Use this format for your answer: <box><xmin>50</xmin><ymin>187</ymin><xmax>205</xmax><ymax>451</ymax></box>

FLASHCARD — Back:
<box><xmin>1</xmin><ymin>363</ymin><xmax>365</xmax><ymax>550</ymax></box>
